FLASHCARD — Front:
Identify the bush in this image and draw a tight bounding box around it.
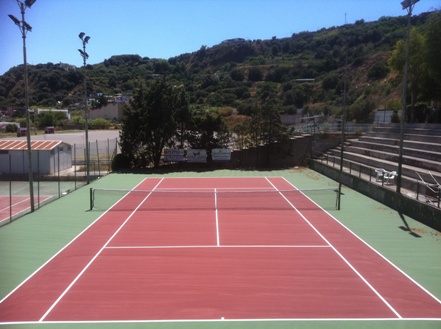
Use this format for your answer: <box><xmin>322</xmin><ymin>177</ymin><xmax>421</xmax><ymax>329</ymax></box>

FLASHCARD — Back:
<box><xmin>321</xmin><ymin>73</ymin><xmax>339</xmax><ymax>90</ymax></box>
<box><xmin>248</xmin><ymin>67</ymin><xmax>263</xmax><ymax>81</ymax></box>
<box><xmin>111</xmin><ymin>153</ymin><xmax>131</xmax><ymax>171</ymax></box>
<box><xmin>367</xmin><ymin>62</ymin><xmax>389</xmax><ymax>80</ymax></box>
<box><xmin>89</xmin><ymin>118</ymin><xmax>111</xmax><ymax>129</ymax></box>
<box><xmin>391</xmin><ymin>110</ymin><xmax>400</xmax><ymax>123</ymax></box>
<box><xmin>6</xmin><ymin>124</ymin><xmax>18</xmax><ymax>133</ymax></box>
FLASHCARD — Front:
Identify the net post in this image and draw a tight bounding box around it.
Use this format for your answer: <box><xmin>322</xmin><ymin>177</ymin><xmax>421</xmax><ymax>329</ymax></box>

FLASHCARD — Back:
<box><xmin>89</xmin><ymin>187</ymin><xmax>93</xmax><ymax>210</ymax></box>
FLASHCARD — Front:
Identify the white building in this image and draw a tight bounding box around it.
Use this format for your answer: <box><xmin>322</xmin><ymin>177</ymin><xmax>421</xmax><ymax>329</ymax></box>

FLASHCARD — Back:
<box><xmin>89</xmin><ymin>102</ymin><xmax>125</xmax><ymax>121</ymax></box>
<box><xmin>0</xmin><ymin>140</ymin><xmax>72</xmax><ymax>175</ymax></box>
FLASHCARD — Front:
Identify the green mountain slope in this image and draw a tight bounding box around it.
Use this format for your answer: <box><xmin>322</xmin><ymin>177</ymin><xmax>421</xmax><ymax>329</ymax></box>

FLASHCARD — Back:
<box><xmin>1</xmin><ymin>11</ymin><xmax>438</xmax><ymax>123</ymax></box>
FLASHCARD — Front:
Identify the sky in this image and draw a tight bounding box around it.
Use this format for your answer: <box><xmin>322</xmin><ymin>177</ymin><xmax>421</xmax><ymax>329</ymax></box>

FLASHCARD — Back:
<box><xmin>1</xmin><ymin>0</ymin><xmax>440</xmax><ymax>75</ymax></box>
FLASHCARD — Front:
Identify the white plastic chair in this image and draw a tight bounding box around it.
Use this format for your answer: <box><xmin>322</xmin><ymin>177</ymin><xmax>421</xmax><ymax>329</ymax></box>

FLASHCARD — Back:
<box><xmin>429</xmin><ymin>171</ymin><xmax>441</xmax><ymax>188</ymax></box>
<box><xmin>384</xmin><ymin>171</ymin><xmax>397</xmax><ymax>185</ymax></box>
<box><xmin>416</xmin><ymin>171</ymin><xmax>441</xmax><ymax>205</ymax></box>
<box><xmin>375</xmin><ymin>168</ymin><xmax>386</xmax><ymax>182</ymax></box>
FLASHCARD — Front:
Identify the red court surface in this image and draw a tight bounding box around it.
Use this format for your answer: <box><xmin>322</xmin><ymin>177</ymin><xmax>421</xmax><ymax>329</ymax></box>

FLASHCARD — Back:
<box><xmin>0</xmin><ymin>195</ymin><xmax>51</xmax><ymax>224</ymax></box>
<box><xmin>0</xmin><ymin>177</ymin><xmax>440</xmax><ymax>324</ymax></box>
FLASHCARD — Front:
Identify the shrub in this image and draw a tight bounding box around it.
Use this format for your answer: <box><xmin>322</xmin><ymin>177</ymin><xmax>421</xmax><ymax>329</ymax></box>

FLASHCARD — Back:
<box><xmin>391</xmin><ymin>110</ymin><xmax>400</xmax><ymax>123</ymax></box>
<box><xmin>322</xmin><ymin>73</ymin><xmax>339</xmax><ymax>90</ymax></box>
<box><xmin>367</xmin><ymin>62</ymin><xmax>389</xmax><ymax>80</ymax></box>
<box><xmin>111</xmin><ymin>153</ymin><xmax>131</xmax><ymax>171</ymax></box>
<box><xmin>6</xmin><ymin>124</ymin><xmax>18</xmax><ymax>133</ymax></box>
<box><xmin>89</xmin><ymin>118</ymin><xmax>111</xmax><ymax>129</ymax></box>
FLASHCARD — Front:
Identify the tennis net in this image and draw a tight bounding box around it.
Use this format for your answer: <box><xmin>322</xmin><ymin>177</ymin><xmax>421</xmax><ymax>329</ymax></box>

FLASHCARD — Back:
<box><xmin>90</xmin><ymin>187</ymin><xmax>339</xmax><ymax>212</ymax></box>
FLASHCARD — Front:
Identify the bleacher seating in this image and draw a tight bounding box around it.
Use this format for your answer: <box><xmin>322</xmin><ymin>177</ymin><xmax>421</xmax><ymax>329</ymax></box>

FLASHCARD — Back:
<box><xmin>320</xmin><ymin>123</ymin><xmax>441</xmax><ymax>203</ymax></box>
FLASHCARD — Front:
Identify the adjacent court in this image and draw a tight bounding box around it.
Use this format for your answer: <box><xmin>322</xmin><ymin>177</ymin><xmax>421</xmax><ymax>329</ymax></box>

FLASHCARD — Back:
<box><xmin>0</xmin><ymin>195</ymin><xmax>52</xmax><ymax>225</ymax></box>
<box><xmin>0</xmin><ymin>176</ymin><xmax>440</xmax><ymax>325</ymax></box>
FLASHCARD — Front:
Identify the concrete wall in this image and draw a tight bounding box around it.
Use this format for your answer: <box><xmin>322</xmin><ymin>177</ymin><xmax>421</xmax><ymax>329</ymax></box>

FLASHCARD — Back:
<box><xmin>230</xmin><ymin>136</ymin><xmax>312</xmax><ymax>168</ymax></box>
<box><xmin>89</xmin><ymin>103</ymin><xmax>124</xmax><ymax>121</ymax></box>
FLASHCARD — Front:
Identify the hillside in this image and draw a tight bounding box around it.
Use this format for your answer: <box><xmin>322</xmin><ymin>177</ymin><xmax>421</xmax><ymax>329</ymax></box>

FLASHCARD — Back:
<box><xmin>0</xmin><ymin>11</ymin><xmax>438</xmax><ymax>123</ymax></box>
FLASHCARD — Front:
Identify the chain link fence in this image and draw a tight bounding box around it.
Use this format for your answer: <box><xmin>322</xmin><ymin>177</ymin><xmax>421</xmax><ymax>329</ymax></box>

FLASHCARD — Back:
<box><xmin>0</xmin><ymin>138</ymin><xmax>118</xmax><ymax>226</ymax></box>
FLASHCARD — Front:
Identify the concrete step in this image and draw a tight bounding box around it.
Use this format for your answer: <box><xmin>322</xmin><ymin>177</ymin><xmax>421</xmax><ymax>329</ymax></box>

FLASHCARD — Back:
<box><xmin>347</xmin><ymin>142</ymin><xmax>441</xmax><ymax>162</ymax></box>
<box><xmin>372</xmin><ymin>124</ymin><xmax>441</xmax><ymax>135</ymax></box>
<box><xmin>316</xmin><ymin>125</ymin><xmax>441</xmax><ymax>205</ymax></box>
<box><xmin>361</xmin><ymin>132</ymin><xmax>441</xmax><ymax>144</ymax></box>
<box><xmin>355</xmin><ymin>137</ymin><xmax>441</xmax><ymax>153</ymax></box>
<box><xmin>328</xmin><ymin>147</ymin><xmax>441</xmax><ymax>173</ymax></box>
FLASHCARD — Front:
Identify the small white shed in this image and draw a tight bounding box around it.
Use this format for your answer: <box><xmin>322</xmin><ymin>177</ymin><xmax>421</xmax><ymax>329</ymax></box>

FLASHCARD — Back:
<box><xmin>0</xmin><ymin>140</ymin><xmax>72</xmax><ymax>175</ymax></box>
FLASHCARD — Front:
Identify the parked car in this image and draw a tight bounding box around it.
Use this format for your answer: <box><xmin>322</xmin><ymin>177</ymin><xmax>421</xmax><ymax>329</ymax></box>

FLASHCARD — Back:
<box><xmin>17</xmin><ymin>127</ymin><xmax>28</xmax><ymax>137</ymax></box>
<box><xmin>45</xmin><ymin>126</ymin><xmax>55</xmax><ymax>134</ymax></box>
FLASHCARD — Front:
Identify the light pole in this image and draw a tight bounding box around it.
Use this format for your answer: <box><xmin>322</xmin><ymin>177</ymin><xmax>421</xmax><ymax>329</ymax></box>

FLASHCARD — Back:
<box><xmin>78</xmin><ymin>32</ymin><xmax>90</xmax><ymax>184</ymax></box>
<box><xmin>396</xmin><ymin>0</ymin><xmax>419</xmax><ymax>194</ymax></box>
<box><xmin>9</xmin><ymin>0</ymin><xmax>36</xmax><ymax>212</ymax></box>
<box><xmin>337</xmin><ymin>13</ymin><xmax>349</xmax><ymax>211</ymax></box>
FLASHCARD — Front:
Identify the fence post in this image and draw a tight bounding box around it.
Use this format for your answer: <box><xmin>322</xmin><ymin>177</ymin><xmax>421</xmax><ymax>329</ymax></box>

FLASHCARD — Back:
<box><xmin>9</xmin><ymin>154</ymin><xmax>12</xmax><ymax>223</ymax></box>
<box><xmin>58</xmin><ymin>146</ymin><xmax>61</xmax><ymax>198</ymax></box>
<box><xmin>36</xmin><ymin>150</ymin><xmax>40</xmax><ymax>209</ymax></box>
<box><xmin>74</xmin><ymin>143</ymin><xmax>77</xmax><ymax>190</ymax></box>
<box><xmin>96</xmin><ymin>140</ymin><xmax>101</xmax><ymax>177</ymax></box>
<box><xmin>438</xmin><ymin>186</ymin><xmax>441</xmax><ymax>208</ymax></box>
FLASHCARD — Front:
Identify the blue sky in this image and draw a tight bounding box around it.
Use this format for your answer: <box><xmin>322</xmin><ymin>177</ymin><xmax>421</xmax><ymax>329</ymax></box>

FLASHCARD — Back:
<box><xmin>1</xmin><ymin>0</ymin><xmax>439</xmax><ymax>75</ymax></box>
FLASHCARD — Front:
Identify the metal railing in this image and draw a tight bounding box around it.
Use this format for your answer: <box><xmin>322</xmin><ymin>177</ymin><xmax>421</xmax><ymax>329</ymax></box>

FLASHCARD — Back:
<box><xmin>312</xmin><ymin>153</ymin><xmax>440</xmax><ymax>209</ymax></box>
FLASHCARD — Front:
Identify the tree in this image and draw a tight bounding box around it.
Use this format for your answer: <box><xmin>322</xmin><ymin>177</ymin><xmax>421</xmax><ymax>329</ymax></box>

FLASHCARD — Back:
<box><xmin>187</xmin><ymin>111</ymin><xmax>229</xmax><ymax>151</ymax></box>
<box><xmin>322</xmin><ymin>72</ymin><xmax>339</xmax><ymax>90</ymax></box>
<box><xmin>367</xmin><ymin>61</ymin><xmax>389</xmax><ymax>80</ymax></box>
<box><xmin>422</xmin><ymin>11</ymin><xmax>441</xmax><ymax>103</ymax></box>
<box><xmin>245</xmin><ymin>100</ymin><xmax>288</xmax><ymax>148</ymax></box>
<box><xmin>229</xmin><ymin>115</ymin><xmax>253</xmax><ymax>150</ymax></box>
<box><xmin>248</xmin><ymin>67</ymin><xmax>263</xmax><ymax>81</ymax></box>
<box><xmin>389</xmin><ymin>27</ymin><xmax>427</xmax><ymax>122</ymax></box>
<box><xmin>260</xmin><ymin>101</ymin><xmax>289</xmax><ymax>145</ymax></box>
<box><xmin>174</xmin><ymin>88</ymin><xmax>191</xmax><ymax>148</ymax></box>
<box><xmin>92</xmin><ymin>94</ymin><xmax>108</xmax><ymax>109</ymax></box>
<box><xmin>119</xmin><ymin>78</ymin><xmax>190</xmax><ymax>168</ymax></box>
<box><xmin>35</xmin><ymin>110</ymin><xmax>67</xmax><ymax>128</ymax></box>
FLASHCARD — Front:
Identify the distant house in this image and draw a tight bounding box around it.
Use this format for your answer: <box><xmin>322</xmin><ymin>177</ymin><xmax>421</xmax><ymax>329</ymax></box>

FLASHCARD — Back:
<box><xmin>221</xmin><ymin>38</ymin><xmax>247</xmax><ymax>45</ymax></box>
<box><xmin>34</xmin><ymin>108</ymin><xmax>70</xmax><ymax>120</ymax></box>
<box><xmin>55</xmin><ymin>62</ymin><xmax>76</xmax><ymax>71</ymax></box>
<box><xmin>89</xmin><ymin>102</ymin><xmax>125</xmax><ymax>121</ymax></box>
<box><xmin>374</xmin><ymin>109</ymin><xmax>403</xmax><ymax>124</ymax></box>
<box><xmin>0</xmin><ymin>122</ymin><xmax>20</xmax><ymax>131</ymax></box>
<box><xmin>0</xmin><ymin>140</ymin><xmax>72</xmax><ymax>175</ymax></box>
<box><xmin>89</xmin><ymin>94</ymin><xmax>130</xmax><ymax>121</ymax></box>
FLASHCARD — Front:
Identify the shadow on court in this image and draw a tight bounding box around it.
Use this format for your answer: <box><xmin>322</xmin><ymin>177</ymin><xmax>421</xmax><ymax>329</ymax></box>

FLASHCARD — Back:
<box><xmin>398</xmin><ymin>212</ymin><xmax>422</xmax><ymax>238</ymax></box>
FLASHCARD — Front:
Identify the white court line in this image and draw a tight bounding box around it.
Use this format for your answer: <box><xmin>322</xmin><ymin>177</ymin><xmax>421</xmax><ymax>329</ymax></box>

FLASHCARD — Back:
<box><xmin>0</xmin><ymin>197</ymin><xmax>30</xmax><ymax>212</ymax></box>
<box><xmin>0</xmin><ymin>196</ymin><xmax>52</xmax><ymax>223</ymax></box>
<box><xmin>3</xmin><ymin>177</ymin><xmax>440</xmax><ymax>325</ymax></box>
<box><xmin>106</xmin><ymin>244</ymin><xmax>330</xmax><ymax>249</ymax></box>
<box><xmin>38</xmin><ymin>178</ymin><xmax>165</xmax><ymax>322</ymax></box>
<box><xmin>214</xmin><ymin>188</ymin><xmax>220</xmax><ymax>246</ymax></box>
<box><xmin>280</xmin><ymin>176</ymin><xmax>441</xmax><ymax>306</ymax></box>
<box><xmin>5</xmin><ymin>317</ymin><xmax>441</xmax><ymax>326</ymax></box>
<box><xmin>264</xmin><ymin>177</ymin><xmax>402</xmax><ymax>318</ymax></box>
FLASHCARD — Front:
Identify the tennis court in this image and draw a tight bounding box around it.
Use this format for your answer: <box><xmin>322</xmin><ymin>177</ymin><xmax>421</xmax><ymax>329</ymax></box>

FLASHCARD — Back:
<box><xmin>0</xmin><ymin>180</ymin><xmax>85</xmax><ymax>226</ymax></box>
<box><xmin>0</xmin><ymin>170</ymin><xmax>441</xmax><ymax>329</ymax></box>
<box><xmin>0</xmin><ymin>171</ymin><xmax>440</xmax><ymax>328</ymax></box>
<box><xmin>0</xmin><ymin>195</ymin><xmax>52</xmax><ymax>225</ymax></box>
